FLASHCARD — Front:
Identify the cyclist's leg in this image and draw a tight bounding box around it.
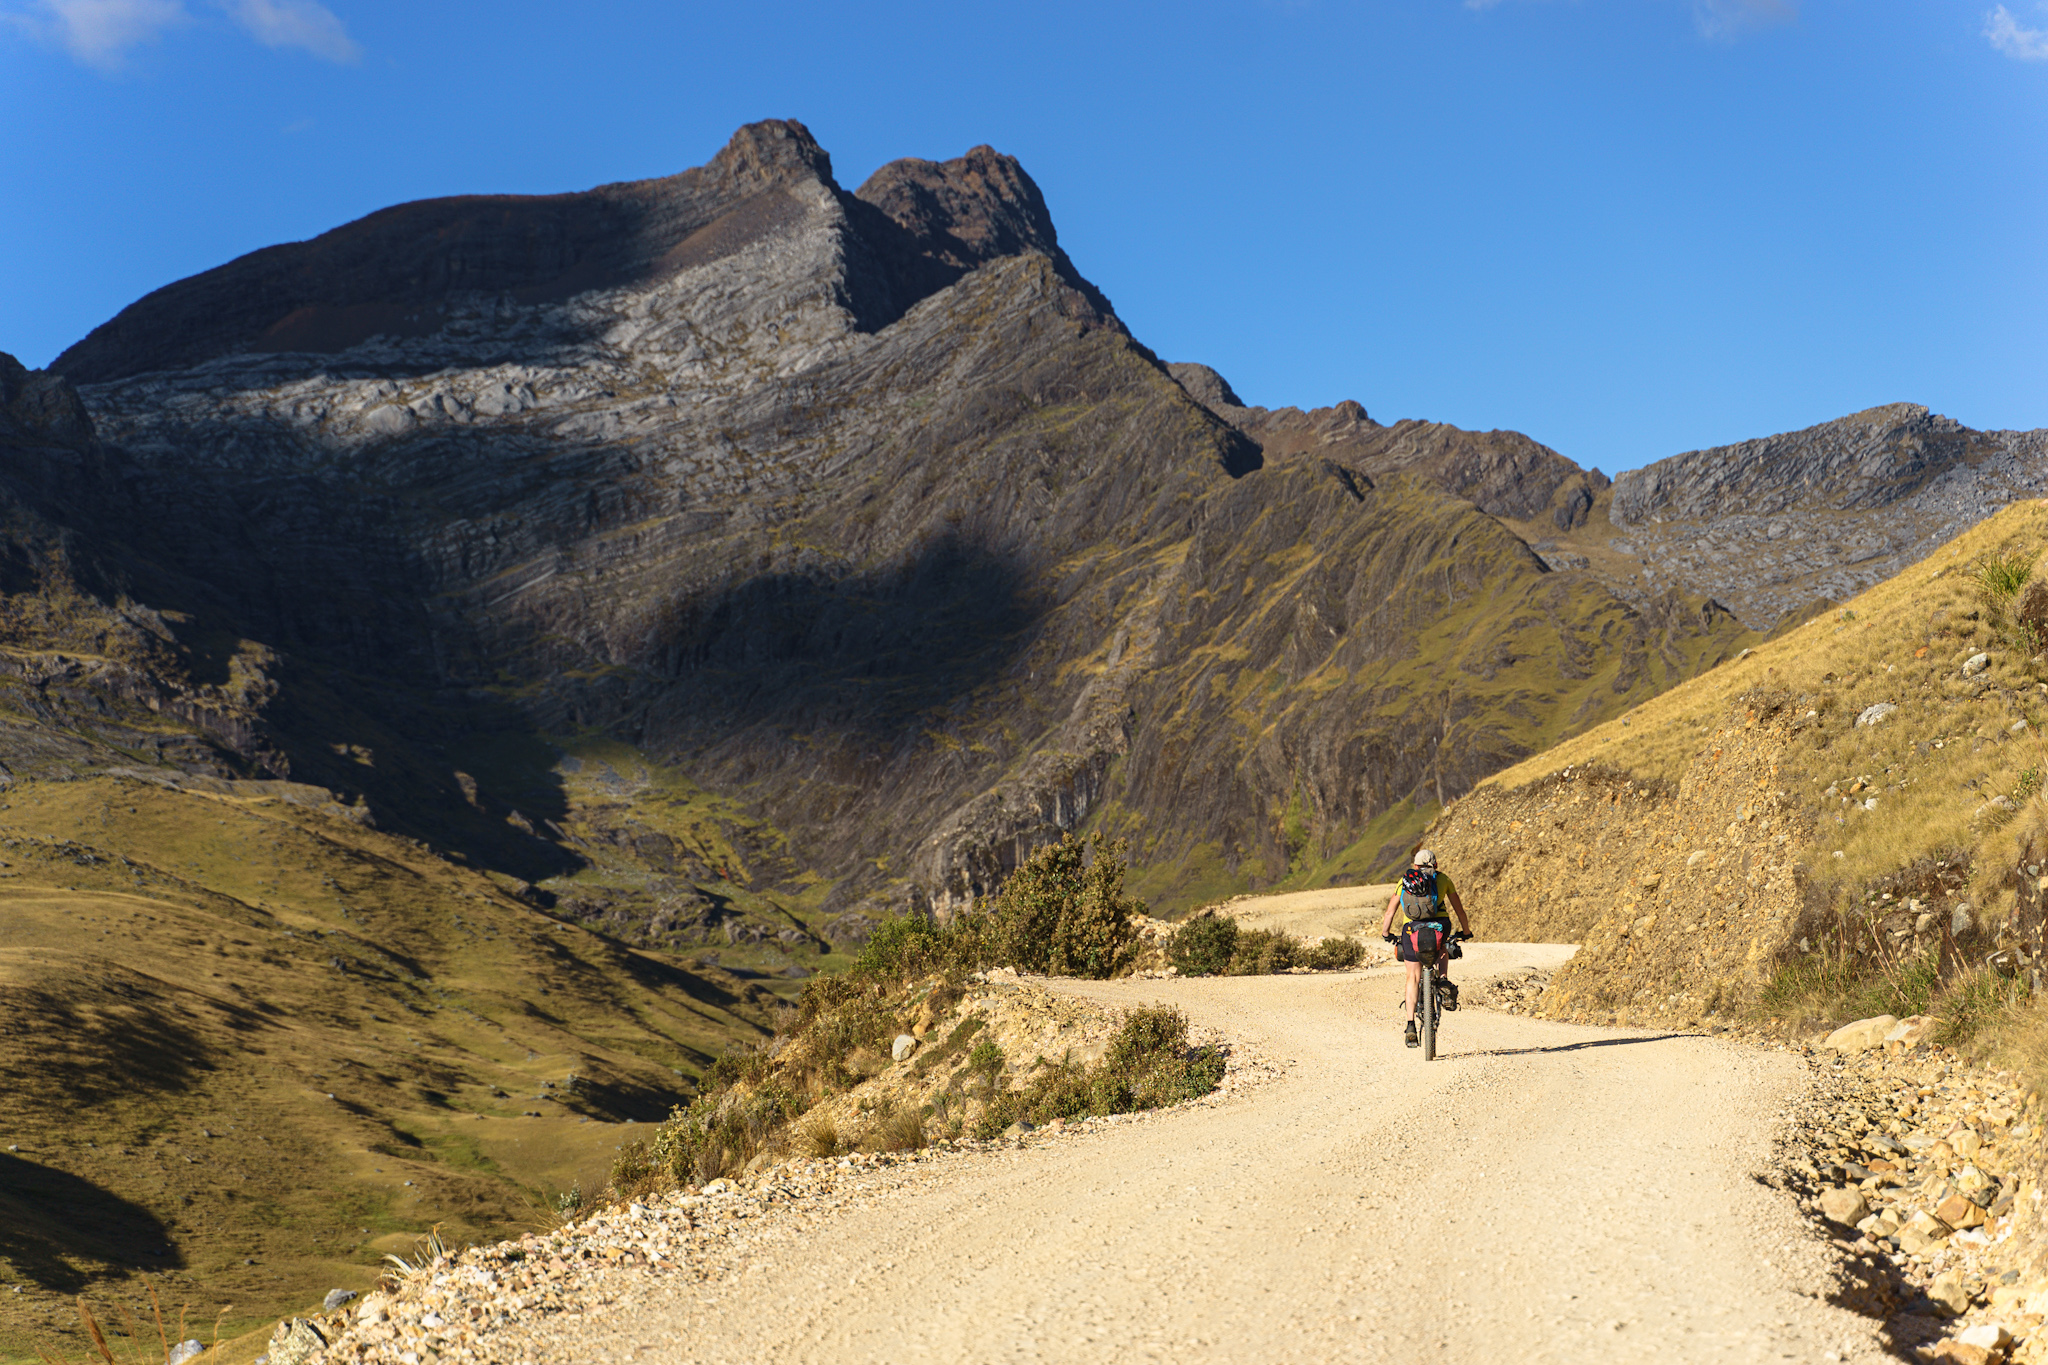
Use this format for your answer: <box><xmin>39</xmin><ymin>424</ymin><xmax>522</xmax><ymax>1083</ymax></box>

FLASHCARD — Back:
<box><xmin>1402</xmin><ymin>959</ymin><xmax>1421</xmax><ymax>1018</ymax></box>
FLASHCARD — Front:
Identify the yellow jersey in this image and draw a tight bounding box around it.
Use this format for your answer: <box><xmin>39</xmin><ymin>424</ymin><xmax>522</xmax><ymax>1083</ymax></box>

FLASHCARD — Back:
<box><xmin>1394</xmin><ymin>870</ymin><xmax>1457</xmax><ymax>926</ymax></box>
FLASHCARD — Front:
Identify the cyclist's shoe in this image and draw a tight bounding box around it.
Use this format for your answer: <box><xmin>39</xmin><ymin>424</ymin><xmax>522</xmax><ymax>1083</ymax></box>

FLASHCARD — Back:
<box><xmin>1439</xmin><ymin>980</ymin><xmax>1460</xmax><ymax>1012</ymax></box>
<box><xmin>1404</xmin><ymin>1020</ymin><xmax>1419</xmax><ymax>1048</ymax></box>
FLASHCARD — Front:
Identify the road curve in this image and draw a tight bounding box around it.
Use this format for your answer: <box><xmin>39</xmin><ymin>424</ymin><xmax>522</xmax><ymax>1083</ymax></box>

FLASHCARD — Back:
<box><xmin>554</xmin><ymin>946</ymin><xmax>1887</xmax><ymax>1364</ymax></box>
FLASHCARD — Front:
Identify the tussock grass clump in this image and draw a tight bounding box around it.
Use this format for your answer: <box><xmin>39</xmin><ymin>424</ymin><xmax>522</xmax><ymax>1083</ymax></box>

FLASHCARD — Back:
<box><xmin>970</xmin><ymin>1007</ymin><xmax>1225</xmax><ymax>1139</ymax></box>
<box><xmin>1165</xmin><ymin>911</ymin><xmax>1364</xmax><ymax>976</ymax></box>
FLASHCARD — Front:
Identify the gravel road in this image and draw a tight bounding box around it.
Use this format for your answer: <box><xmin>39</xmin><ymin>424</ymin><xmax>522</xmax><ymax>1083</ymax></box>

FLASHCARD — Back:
<box><xmin>508</xmin><ymin>944</ymin><xmax>1890</xmax><ymax>1364</ymax></box>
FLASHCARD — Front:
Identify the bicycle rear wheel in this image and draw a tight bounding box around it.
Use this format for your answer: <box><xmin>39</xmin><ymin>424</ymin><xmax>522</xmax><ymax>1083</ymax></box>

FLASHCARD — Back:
<box><xmin>1421</xmin><ymin>962</ymin><xmax>1438</xmax><ymax>1061</ymax></box>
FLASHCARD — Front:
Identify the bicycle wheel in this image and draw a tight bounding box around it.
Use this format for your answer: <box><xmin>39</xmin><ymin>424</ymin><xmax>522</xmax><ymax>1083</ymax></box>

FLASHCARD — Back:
<box><xmin>1421</xmin><ymin>961</ymin><xmax>1438</xmax><ymax>1061</ymax></box>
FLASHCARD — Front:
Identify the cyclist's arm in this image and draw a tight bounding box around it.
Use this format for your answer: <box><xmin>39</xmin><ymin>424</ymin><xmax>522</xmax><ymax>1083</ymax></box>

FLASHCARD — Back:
<box><xmin>1447</xmin><ymin>887</ymin><xmax>1473</xmax><ymax>936</ymax></box>
<box><xmin>1379</xmin><ymin>889</ymin><xmax>1400</xmax><ymax>937</ymax></box>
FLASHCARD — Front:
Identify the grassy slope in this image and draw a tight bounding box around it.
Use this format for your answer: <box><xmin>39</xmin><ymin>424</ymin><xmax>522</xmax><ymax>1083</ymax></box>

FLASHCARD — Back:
<box><xmin>0</xmin><ymin>773</ymin><xmax>803</xmax><ymax>1364</ymax></box>
<box><xmin>1484</xmin><ymin>500</ymin><xmax>2048</xmax><ymax>906</ymax></box>
<box><xmin>1414</xmin><ymin>499</ymin><xmax>2048</xmax><ymax>1040</ymax></box>
<box><xmin>1106</xmin><ymin>477</ymin><xmax>1756</xmax><ymax>912</ymax></box>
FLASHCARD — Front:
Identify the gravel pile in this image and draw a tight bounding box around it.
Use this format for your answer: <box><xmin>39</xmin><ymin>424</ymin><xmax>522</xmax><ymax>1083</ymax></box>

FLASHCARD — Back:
<box><xmin>1467</xmin><ymin>965</ymin><xmax>1552</xmax><ymax>1014</ymax></box>
<box><xmin>1767</xmin><ymin>1039</ymin><xmax>2047</xmax><ymax>1363</ymax></box>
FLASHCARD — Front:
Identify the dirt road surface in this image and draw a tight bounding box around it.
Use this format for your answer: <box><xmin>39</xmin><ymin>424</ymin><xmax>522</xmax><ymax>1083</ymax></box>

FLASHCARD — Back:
<box><xmin>535</xmin><ymin>942</ymin><xmax>1882</xmax><ymax>1364</ymax></box>
<box><xmin>1217</xmin><ymin>882</ymin><xmax>1396</xmax><ymax>941</ymax></box>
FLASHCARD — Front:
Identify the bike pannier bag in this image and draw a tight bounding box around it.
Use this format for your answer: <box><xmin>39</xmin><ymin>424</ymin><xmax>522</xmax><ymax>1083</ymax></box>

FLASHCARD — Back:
<box><xmin>1405</xmin><ymin>923</ymin><xmax>1443</xmax><ymax>958</ymax></box>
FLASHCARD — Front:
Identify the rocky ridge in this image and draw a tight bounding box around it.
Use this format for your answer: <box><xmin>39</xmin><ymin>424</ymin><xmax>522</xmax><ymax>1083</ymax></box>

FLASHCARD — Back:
<box><xmin>1169</xmin><ymin>370</ymin><xmax>2048</xmax><ymax>634</ymax></box>
<box><xmin>4</xmin><ymin>119</ymin><xmax>1759</xmax><ymax>928</ymax></box>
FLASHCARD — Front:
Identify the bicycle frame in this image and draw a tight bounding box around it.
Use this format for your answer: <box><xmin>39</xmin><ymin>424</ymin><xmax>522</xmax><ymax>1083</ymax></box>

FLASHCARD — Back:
<box><xmin>1418</xmin><ymin>952</ymin><xmax>1442</xmax><ymax>1061</ymax></box>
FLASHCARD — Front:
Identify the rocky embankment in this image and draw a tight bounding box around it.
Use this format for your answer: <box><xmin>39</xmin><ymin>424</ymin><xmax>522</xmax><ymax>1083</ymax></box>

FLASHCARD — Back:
<box><xmin>1775</xmin><ymin>1025</ymin><xmax>2048</xmax><ymax>1364</ymax></box>
<box><xmin>1426</xmin><ymin>705</ymin><xmax>1804</xmax><ymax>1025</ymax></box>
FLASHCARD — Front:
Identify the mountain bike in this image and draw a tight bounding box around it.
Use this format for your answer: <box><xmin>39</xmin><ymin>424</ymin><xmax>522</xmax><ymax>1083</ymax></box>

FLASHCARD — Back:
<box><xmin>1390</xmin><ymin>926</ymin><xmax>1471</xmax><ymax>1061</ymax></box>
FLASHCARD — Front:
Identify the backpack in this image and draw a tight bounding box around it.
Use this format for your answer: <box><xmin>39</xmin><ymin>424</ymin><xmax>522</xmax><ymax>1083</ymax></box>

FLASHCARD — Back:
<box><xmin>1399</xmin><ymin>867</ymin><xmax>1441</xmax><ymax>920</ymax></box>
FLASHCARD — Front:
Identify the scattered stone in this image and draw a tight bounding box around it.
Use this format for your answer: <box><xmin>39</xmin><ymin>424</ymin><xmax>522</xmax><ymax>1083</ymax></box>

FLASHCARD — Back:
<box><xmin>165</xmin><ymin>1342</ymin><xmax>205</xmax><ymax>1365</ymax></box>
<box><xmin>891</xmin><ymin>1034</ymin><xmax>919</xmax><ymax>1062</ymax></box>
<box><xmin>1821</xmin><ymin>1015</ymin><xmax>1897</xmax><ymax>1052</ymax></box>
<box><xmin>265</xmin><ymin>1318</ymin><xmax>328</xmax><ymax>1365</ymax></box>
<box><xmin>1959</xmin><ymin>1322</ymin><xmax>2016</xmax><ymax>1353</ymax></box>
<box><xmin>1929</xmin><ymin>1274</ymin><xmax>1973</xmax><ymax>1317</ymax></box>
<box><xmin>1818</xmin><ymin>1186</ymin><xmax>1870</xmax><ymax>1225</ymax></box>
<box><xmin>1964</xmin><ymin>652</ymin><xmax>1993</xmax><ymax>677</ymax></box>
<box><xmin>1856</xmin><ymin>702</ymin><xmax>1899</xmax><ymax>727</ymax></box>
<box><xmin>322</xmin><ymin>1288</ymin><xmax>357</xmax><ymax>1311</ymax></box>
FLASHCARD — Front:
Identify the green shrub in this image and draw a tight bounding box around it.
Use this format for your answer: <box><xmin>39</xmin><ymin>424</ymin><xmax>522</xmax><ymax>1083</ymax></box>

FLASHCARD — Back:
<box><xmin>987</xmin><ymin>833</ymin><xmax>1142</xmax><ymax>978</ymax></box>
<box><xmin>1304</xmin><ymin>936</ymin><xmax>1366</xmax><ymax>970</ymax></box>
<box><xmin>1167</xmin><ymin>912</ymin><xmax>1238</xmax><ymax>976</ymax></box>
<box><xmin>970</xmin><ymin>1006</ymin><xmax>1225</xmax><ymax>1138</ymax></box>
<box><xmin>649</xmin><ymin>1082</ymin><xmax>801</xmax><ymax>1185</ymax></box>
<box><xmin>853</xmin><ymin>914</ymin><xmax>945</xmax><ymax>979</ymax></box>
<box><xmin>1226</xmin><ymin>927</ymin><xmax>1297</xmax><ymax>974</ymax></box>
<box><xmin>966</xmin><ymin>1036</ymin><xmax>1005</xmax><ymax>1083</ymax></box>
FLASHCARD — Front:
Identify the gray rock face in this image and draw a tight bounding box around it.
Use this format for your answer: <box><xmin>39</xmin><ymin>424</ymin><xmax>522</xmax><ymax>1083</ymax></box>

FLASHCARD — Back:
<box><xmin>0</xmin><ymin>120</ymin><xmax>1765</xmax><ymax>918</ymax></box>
<box><xmin>1601</xmin><ymin>404</ymin><xmax>2048</xmax><ymax>627</ymax></box>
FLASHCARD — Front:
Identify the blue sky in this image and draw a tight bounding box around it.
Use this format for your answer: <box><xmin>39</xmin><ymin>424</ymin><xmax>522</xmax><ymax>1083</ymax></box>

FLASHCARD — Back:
<box><xmin>3</xmin><ymin>0</ymin><xmax>2046</xmax><ymax>474</ymax></box>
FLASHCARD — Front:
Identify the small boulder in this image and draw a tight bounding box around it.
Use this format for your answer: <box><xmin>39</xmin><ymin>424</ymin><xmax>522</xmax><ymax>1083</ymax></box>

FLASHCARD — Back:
<box><xmin>166</xmin><ymin>1343</ymin><xmax>205</xmax><ymax>1365</ymax></box>
<box><xmin>1819</xmin><ymin>1186</ymin><xmax>1870</xmax><ymax>1226</ymax></box>
<box><xmin>1935</xmin><ymin>1193</ymin><xmax>1986</xmax><ymax>1229</ymax></box>
<box><xmin>1885</xmin><ymin>1015</ymin><xmax>1943</xmax><ymax>1048</ymax></box>
<box><xmin>1958</xmin><ymin>1322</ymin><xmax>2014</xmax><ymax>1353</ymax></box>
<box><xmin>1856</xmin><ymin>702</ymin><xmax>1899</xmax><ymax>727</ymax></box>
<box><xmin>1953</xmin><ymin>904</ymin><xmax>1976</xmax><ymax>936</ymax></box>
<box><xmin>891</xmin><ymin>1034</ymin><xmax>919</xmax><ymax>1062</ymax></box>
<box><xmin>322</xmin><ymin>1289</ymin><xmax>357</xmax><ymax>1311</ymax></box>
<box><xmin>1821</xmin><ymin>1015</ymin><xmax>1898</xmax><ymax>1053</ymax></box>
<box><xmin>266</xmin><ymin>1319</ymin><xmax>328</xmax><ymax>1365</ymax></box>
<box><xmin>1964</xmin><ymin>652</ymin><xmax>1993</xmax><ymax>677</ymax></box>
<box><xmin>1928</xmin><ymin>1274</ymin><xmax>1973</xmax><ymax>1317</ymax></box>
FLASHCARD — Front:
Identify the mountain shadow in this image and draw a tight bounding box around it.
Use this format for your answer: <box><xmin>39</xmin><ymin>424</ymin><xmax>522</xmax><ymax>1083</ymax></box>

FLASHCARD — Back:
<box><xmin>651</xmin><ymin>533</ymin><xmax>1040</xmax><ymax>737</ymax></box>
<box><xmin>0</xmin><ymin>1154</ymin><xmax>180</xmax><ymax>1291</ymax></box>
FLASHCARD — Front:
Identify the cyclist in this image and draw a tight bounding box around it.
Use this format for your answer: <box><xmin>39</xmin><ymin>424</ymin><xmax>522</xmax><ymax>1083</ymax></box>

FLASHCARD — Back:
<box><xmin>1379</xmin><ymin>848</ymin><xmax>1473</xmax><ymax>1048</ymax></box>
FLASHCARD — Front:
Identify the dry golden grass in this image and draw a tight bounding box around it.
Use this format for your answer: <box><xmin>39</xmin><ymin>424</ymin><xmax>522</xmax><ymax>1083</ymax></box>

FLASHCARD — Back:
<box><xmin>0</xmin><ymin>775</ymin><xmax>795</xmax><ymax>1365</ymax></box>
<box><xmin>1487</xmin><ymin>500</ymin><xmax>2048</xmax><ymax>908</ymax></box>
<box><xmin>1473</xmin><ymin>500</ymin><xmax>2048</xmax><ymax>1077</ymax></box>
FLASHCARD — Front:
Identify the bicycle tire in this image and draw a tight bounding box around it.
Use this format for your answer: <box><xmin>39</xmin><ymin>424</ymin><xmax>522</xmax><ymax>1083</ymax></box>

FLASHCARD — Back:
<box><xmin>1421</xmin><ymin>961</ymin><xmax>1438</xmax><ymax>1061</ymax></box>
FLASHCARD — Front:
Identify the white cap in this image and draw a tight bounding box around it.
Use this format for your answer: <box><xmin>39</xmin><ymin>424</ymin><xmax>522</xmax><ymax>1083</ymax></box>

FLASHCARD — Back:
<box><xmin>1414</xmin><ymin>849</ymin><xmax>1437</xmax><ymax>867</ymax></box>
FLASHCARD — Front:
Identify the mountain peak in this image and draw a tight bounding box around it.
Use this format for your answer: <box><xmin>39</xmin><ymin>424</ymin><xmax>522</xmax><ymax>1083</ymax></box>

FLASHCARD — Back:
<box><xmin>857</xmin><ymin>145</ymin><xmax>1058</xmax><ymax>269</ymax></box>
<box><xmin>696</xmin><ymin>117</ymin><xmax>837</xmax><ymax>196</ymax></box>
